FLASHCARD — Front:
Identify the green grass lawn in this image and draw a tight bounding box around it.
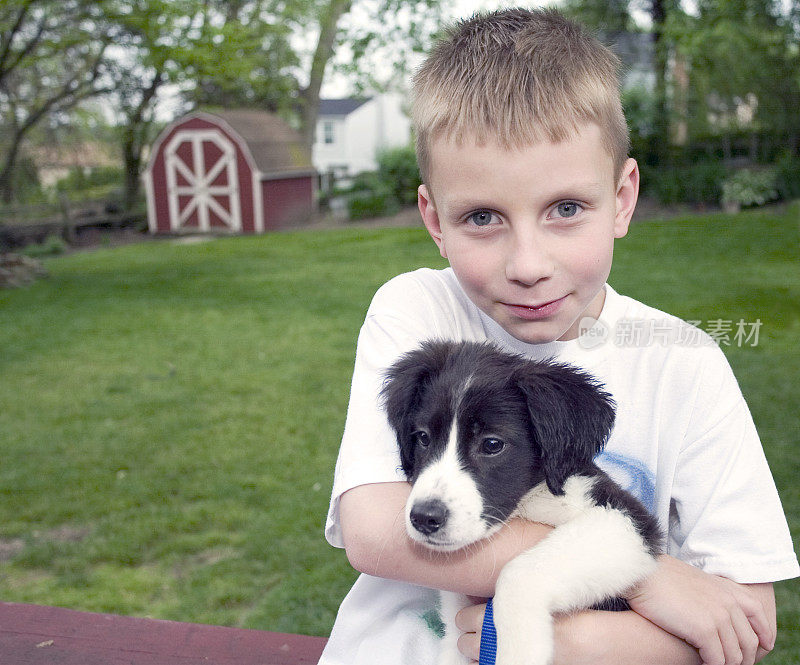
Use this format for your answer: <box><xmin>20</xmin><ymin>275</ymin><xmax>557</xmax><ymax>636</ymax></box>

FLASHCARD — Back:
<box><xmin>1</xmin><ymin>208</ymin><xmax>798</xmax><ymax>659</ymax></box>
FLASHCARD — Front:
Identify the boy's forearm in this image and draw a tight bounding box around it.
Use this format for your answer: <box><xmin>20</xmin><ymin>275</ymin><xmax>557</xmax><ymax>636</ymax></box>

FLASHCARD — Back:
<box><xmin>571</xmin><ymin>578</ymin><xmax>774</xmax><ymax>665</ymax></box>
<box><xmin>556</xmin><ymin>608</ymin><xmax>701</xmax><ymax>665</ymax></box>
<box><xmin>559</xmin><ymin>607</ymin><xmax>773</xmax><ymax>665</ymax></box>
<box><xmin>339</xmin><ymin>481</ymin><xmax>553</xmax><ymax>597</ymax></box>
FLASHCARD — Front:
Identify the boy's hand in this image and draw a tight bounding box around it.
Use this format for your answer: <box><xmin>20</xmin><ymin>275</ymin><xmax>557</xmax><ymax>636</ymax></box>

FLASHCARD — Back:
<box><xmin>455</xmin><ymin>601</ymin><xmax>598</xmax><ymax>665</ymax></box>
<box><xmin>627</xmin><ymin>555</ymin><xmax>775</xmax><ymax>665</ymax></box>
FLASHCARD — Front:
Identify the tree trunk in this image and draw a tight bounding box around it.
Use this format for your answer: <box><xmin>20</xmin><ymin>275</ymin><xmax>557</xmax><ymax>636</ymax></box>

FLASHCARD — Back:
<box><xmin>119</xmin><ymin>71</ymin><xmax>164</xmax><ymax>211</ymax></box>
<box><xmin>0</xmin><ymin>126</ymin><xmax>26</xmax><ymax>204</ymax></box>
<box><xmin>299</xmin><ymin>0</ymin><xmax>354</xmax><ymax>152</ymax></box>
<box><xmin>122</xmin><ymin>135</ymin><xmax>142</xmax><ymax>212</ymax></box>
<box><xmin>650</xmin><ymin>0</ymin><xmax>671</xmax><ymax>164</ymax></box>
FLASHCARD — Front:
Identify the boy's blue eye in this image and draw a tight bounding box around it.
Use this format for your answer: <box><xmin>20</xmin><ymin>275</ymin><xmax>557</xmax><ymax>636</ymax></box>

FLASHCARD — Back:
<box><xmin>468</xmin><ymin>211</ymin><xmax>495</xmax><ymax>226</ymax></box>
<box><xmin>554</xmin><ymin>202</ymin><xmax>581</xmax><ymax>218</ymax></box>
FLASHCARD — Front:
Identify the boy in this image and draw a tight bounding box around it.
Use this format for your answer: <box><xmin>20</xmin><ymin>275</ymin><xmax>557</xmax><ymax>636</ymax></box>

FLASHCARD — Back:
<box><xmin>319</xmin><ymin>8</ymin><xmax>798</xmax><ymax>665</ymax></box>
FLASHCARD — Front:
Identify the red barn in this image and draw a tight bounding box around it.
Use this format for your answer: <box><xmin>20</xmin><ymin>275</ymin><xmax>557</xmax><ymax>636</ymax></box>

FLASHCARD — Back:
<box><xmin>144</xmin><ymin>110</ymin><xmax>316</xmax><ymax>234</ymax></box>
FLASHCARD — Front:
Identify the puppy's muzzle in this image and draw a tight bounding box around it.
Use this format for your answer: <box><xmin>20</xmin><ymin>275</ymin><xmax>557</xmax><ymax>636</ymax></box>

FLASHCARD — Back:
<box><xmin>409</xmin><ymin>499</ymin><xmax>449</xmax><ymax>536</ymax></box>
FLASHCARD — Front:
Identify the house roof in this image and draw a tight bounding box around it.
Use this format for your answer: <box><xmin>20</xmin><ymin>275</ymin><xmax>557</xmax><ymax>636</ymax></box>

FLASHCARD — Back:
<box><xmin>204</xmin><ymin>109</ymin><xmax>313</xmax><ymax>175</ymax></box>
<box><xmin>319</xmin><ymin>98</ymin><xmax>370</xmax><ymax>116</ymax></box>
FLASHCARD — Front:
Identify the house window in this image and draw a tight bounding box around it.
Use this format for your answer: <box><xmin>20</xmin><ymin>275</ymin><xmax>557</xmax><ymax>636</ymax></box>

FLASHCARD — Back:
<box><xmin>323</xmin><ymin>120</ymin><xmax>335</xmax><ymax>144</ymax></box>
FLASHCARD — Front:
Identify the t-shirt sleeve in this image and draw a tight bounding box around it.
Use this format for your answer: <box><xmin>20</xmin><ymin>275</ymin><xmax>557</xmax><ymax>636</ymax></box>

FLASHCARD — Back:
<box><xmin>324</xmin><ymin>276</ymin><xmax>444</xmax><ymax>548</ymax></box>
<box><xmin>668</xmin><ymin>345</ymin><xmax>799</xmax><ymax>582</ymax></box>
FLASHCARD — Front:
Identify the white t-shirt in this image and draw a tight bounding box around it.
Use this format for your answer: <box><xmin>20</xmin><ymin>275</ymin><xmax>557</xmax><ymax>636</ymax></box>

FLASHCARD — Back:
<box><xmin>319</xmin><ymin>268</ymin><xmax>799</xmax><ymax>665</ymax></box>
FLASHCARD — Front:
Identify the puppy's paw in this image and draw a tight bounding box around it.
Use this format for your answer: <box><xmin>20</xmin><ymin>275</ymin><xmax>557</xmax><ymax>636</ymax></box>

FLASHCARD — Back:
<box><xmin>493</xmin><ymin>608</ymin><xmax>553</xmax><ymax>665</ymax></box>
<box><xmin>494</xmin><ymin>569</ymin><xmax>554</xmax><ymax>665</ymax></box>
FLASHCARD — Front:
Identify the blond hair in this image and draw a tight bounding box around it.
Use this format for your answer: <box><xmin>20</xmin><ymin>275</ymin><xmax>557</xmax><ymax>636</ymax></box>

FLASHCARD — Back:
<box><xmin>412</xmin><ymin>8</ymin><xmax>629</xmax><ymax>184</ymax></box>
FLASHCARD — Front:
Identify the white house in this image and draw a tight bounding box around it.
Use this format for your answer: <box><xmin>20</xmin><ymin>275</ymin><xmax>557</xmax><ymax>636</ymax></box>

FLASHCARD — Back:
<box><xmin>313</xmin><ymin>93</ymin><xmax>411</xmax><ymax>187</ymax></box>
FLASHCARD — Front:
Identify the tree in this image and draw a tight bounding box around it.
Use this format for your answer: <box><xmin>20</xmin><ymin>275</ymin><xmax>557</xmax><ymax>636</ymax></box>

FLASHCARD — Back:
<box><xmin>193</xmin><ymin>0</ymin><xmax>445</xmax><ymax>148</ymax></box>
<box><xmin>0</xmin><ymin>0</ymin><xmax>117</xmax><ymax>203</ymax></box>
<box><xmin>667</xmin><ymin>0</ymin><xmax>800</xmax><ymax>158</ymax></box>
<box><xmin>190</xmin><ymin>0</ymin><xmax>301</xmax><ymax>113</ymax></box>
<box><xmin>108</xmin><ymin>0</ymin><xmax>306</xmax><ymax>210</ymax></box>
<box><xmin>563</xmin><ymin>0</ymin><xmax>800</xmax><ymax>163</ymax></box>
<box><xmin>562</xmin><ymin>0</ymin><xmax>633</xmax><ymax>32</ymax></box>
<box><xmin>563</xmin><ymin>0</ymin><xmax>680</xmax><ymax>164</ymax></box>
<box><xmin>299</xmin><ymin>0</ymin><xmax>354</xmax><ymax>148</ymax></box>
<box><xmin>292</xmin><ymin>0</ymin><xmax>446</xmax><ymax>147</ymax></box>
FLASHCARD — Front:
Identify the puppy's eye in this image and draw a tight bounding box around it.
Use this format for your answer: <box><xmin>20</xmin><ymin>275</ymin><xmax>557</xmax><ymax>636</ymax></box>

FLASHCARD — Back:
<box><xmin>412</xmin><ymin>431</ymin><xmax>430</xmax><ymax>448</ymax></box>
<box><xmin>480</xmin><ymin>438</ymin><xmax>505</xmax><ymax>455</ymax></box>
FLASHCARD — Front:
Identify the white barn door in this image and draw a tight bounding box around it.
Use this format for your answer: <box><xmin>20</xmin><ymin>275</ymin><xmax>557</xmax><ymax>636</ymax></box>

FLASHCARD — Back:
<box><xmin>164</xmin><ymin>129</ymin><xmax>242</xmax><ymax>232</ymax></box>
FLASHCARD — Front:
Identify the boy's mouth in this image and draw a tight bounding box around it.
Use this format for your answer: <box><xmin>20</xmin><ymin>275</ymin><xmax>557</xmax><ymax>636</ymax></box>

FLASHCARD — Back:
<box><xmin>502</xmin><ymin>296</ymin><xmax>567</xmax><ymax>320</ymax></box>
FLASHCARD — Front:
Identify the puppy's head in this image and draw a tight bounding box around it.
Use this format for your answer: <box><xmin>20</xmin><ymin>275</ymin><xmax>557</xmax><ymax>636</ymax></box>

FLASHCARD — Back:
<box><xmin>382</xmin><ymin>341</ymin><xmax>615</xmax><ymax>551</ymax></box>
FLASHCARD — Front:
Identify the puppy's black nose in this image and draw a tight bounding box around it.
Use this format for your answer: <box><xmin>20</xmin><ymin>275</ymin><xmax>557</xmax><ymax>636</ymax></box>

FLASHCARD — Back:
<box><xmin>410</xmin><ymin>500</ymin><xmax>448</xmax><ymax>536</ymax></box>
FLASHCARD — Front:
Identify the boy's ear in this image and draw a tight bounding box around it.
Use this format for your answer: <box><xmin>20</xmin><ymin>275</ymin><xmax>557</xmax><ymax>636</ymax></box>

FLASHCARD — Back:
<box><xmin>418</xmin><ymin>184</ymin><xmax>447</xmax><ymax>259</ymax></box>
<box><xmin>614</xmin><ymin>158</ymin><xmax>640</xmax><ymax>239</ymax></box>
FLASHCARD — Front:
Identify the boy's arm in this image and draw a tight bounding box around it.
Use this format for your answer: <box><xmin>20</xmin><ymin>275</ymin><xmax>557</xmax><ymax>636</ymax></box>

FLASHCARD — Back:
<box><xmin>627</xmin><ymin>555</ymin><xmax>776</xmax><ymax>665</ymax></box>
<box><xmin>457</xmin><ymin>594</ymin><xmax>773</xmax><ymax>665</ymax></box>
<box><xmin>456</xmin><ymin>603</ymin><xmax>702</xmax><ymax>665</ymax></box>
<box><xmin>339</xmin><ymin>481</ymin><xmax>552</xmax><ymax>597</ymax></box>
<box><xmin>341</xmin><ymin>482</ymin><xmax>776</xmax><ymax>665</ymax></box>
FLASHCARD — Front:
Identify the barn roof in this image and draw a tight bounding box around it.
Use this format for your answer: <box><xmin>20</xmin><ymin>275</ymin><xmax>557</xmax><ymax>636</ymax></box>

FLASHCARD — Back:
<box><xmin>204</xmin><ymin>109</ymin><xmax>314</xmax><ymax>176</ymax></box>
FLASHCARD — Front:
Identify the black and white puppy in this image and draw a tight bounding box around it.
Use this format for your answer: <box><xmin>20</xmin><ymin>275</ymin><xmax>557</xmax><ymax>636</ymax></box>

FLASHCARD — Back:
<box><xmin>382</xmin><ymin>340</ymin><xmax>662</xmax><ymax>665</ymax></box>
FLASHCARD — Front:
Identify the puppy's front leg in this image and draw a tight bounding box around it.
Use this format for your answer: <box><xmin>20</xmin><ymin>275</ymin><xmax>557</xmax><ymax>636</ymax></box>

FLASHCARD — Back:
<box><xmin>438</xmin><ymin>591</ymin><xmax>473</xmax><ymax>665</ymax></box>
<box><xmin>492</xmin><ymin>507</ymin><xmax>657</xmax><ymax>665</ymax></box>
<box><xmin>492</xmin><ymin>575</ymin><xmax>553</xmax><ymax>665</ymax></box>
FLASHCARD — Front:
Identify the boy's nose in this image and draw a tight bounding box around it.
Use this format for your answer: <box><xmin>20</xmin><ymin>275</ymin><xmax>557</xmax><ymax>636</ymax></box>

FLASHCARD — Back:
<box><xmin>504</xmin><ymin>230</ymin><xmax>555</xmax><ymax>285</ymax></box>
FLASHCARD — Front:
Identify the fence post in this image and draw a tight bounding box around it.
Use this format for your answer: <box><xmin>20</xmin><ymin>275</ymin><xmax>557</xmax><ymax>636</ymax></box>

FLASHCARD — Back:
<box><xmin>58</xmin><ymin>193</ymin><xmax>76</xmax><ymax>244</ymax></box>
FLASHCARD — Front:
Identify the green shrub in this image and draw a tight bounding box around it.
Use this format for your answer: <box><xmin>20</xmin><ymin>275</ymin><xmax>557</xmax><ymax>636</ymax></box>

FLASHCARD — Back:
<box><xmin>622</xmin><ymin>86</ymin><xmax>656</xmax><ymax>161</ymax></box>
<box><xmin>347</xmin><ymin>189</ymin><xmax>400</xmax><ymax>220</ymax></box>
<box><xmin>375</xmin><ymin>145</ymin><xmax>421</xmax><ymax>206</ymax></box>
<box><xmin>774</xmin><ymin>153</ymin><xmax>800</xmax><ymax>201</ymax></box>
<box><xmin>345</xmin><ymin>171</ymin><xmax>385</xmax><ymax>195</ymax></box>
<box><xmin>56</xmin><ymin>166</ymin><xmax>123</xmax><ymax>193</ymax></box>
<box><xmin>339</xmin><ymin>145</ymin><xmax>420</xmax><ymax>220</ymax></box>
<box><xmin>643</xmin><ymin>161</ymin><xmax>727</xmax><ymax>205</ymax></box>
<box><xmin>345</xmin><ymin>172</ymin><xmax>400</xmax><ymax>220</ymax></box>
<box><xmin>721</xmin><ymin>169</ymin><xmax>779</xmax><ymax>210</ymax></box>
<box><xmin>21</xmin><ymin>234</ymin><xmax>67</xmax><ymax>258</ymax></box>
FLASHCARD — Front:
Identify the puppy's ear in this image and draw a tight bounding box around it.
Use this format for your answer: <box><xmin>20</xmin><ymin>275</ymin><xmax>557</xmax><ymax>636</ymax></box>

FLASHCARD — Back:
<box><xmin>515</xmin><ymin>362</ymin><xmax>616</xmax><ymax>495</ymax></box>
<box><xmin>381</xmin><ymin>341</ymin><xmax>451</xmax><ymax>477</ymax></box>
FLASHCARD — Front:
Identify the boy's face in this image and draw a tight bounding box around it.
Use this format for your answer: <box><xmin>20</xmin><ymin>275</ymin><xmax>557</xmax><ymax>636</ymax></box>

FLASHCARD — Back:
<box><xmin>418</xmin><ymin>123</ymin><xmax>638</xmax><ymax>344</ymax></box>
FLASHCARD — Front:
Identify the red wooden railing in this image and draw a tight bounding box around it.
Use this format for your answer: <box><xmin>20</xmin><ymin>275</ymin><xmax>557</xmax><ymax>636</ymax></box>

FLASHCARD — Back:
<box><xmin>0</xmin><ymin>602</ymin><xmax>327</xmax><ymax>664</ymax></box>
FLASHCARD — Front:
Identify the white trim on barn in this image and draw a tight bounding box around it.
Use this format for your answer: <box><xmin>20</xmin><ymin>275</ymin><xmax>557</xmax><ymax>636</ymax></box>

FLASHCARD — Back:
<box><xmin>146</xmin><ymin>112</ymin><xmax>261</xmax><ymax>175</ymax></box>
<box><xmin>253</xmin><ymin>170</ymin><xmax>264</xmax><ymax>233</ymax></box>
<box><xmin>142</xmin><ymin>113</ymin><xmax>262</xmax><ymax>234</ymax></box>
<box><xmin>164</xmin><ymin>129</ymin><xmax>242</xmax><ymax>232</ymax></box>
<box><xmin>144</xmin><ymin>163</ymin><xmax>158</xmax><ymax>234</ymax></box>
